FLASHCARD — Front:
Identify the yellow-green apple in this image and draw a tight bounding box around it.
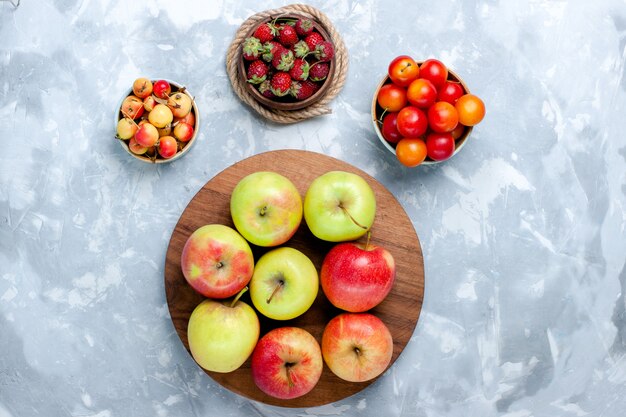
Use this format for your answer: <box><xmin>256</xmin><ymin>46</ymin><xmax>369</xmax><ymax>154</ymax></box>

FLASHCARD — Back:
<box><xmin>167</xmin><ymin>91</ymin><xmax>192</xmax><ymax>118</ymax></box>
<box><xmin>230</xmin><ymin>171</ymin><xmax>302</xmax><ymax>247</ymax></box>
<box><xmin>116</xmin><ymin>117</ymin><xmax>137</xmax><ymax>140</ymax></box>
<box><xmin>321</xmin><ymin>313</ymin><xmax>393</xmax><ymax>382</ymax></box>
<box><xmin>180</xmin><ymin>224</ymin><xmax>254</xmax><ymax>299</ymax></box>
<box><xmin>321</xmin><ymin>241</ymin><xmax>395</xmax><ymax>312</ymax></box>
<box><xmin>251</xmin><ymin>327</ymin><xmax>323</xmax><ymax>399</ymax></box>
<box><xmin>250</xmin><ymin>247</ymin><xmax>318</xmax><ymax>320</ymax></box>
<box><xmin>188</xmin><ymin>288</ymin><xmax>260</xmax><ymax>373</ymax></box>
<box><xmin>303</xmin><ymin>171</ymin><xmax>376</xmax><ymax>242</ymax></box>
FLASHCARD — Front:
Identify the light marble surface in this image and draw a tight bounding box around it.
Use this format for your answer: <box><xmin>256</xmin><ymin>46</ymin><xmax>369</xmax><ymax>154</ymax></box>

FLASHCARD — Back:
<box><xmin>2</xmin><ymin>0</ymin><xmax>626</xmax><ymax>416</ymax></box>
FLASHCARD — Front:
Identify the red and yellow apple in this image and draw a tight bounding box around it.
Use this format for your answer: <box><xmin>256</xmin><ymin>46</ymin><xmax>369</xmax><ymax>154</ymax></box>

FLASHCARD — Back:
<box><xmin>180</xmin><ymin>224</ymin><xmax>254</xmax><ymax>299</ymax></box>
<box><xmin>321</xmin><ymin>313</ymin><xmax>393</xmax><ymax>382</ymax></box>
<box><xmin>158</xmin><ymin>135</ymin><xmax>178</xmax><ymax>159</ymax></box>
<box><xmin>168</xmin><ymin>91</ymin><xmax>192</xmax><ymax>118</ymax></box>
<box><xmin>230</xmin><ymin>171</ymin><xmax>302</xmax><ymax>247</ymax></box>
<box><xmin>120</xmin><ymin>95</ymin><xmax>144</xmax><ymax>119</ymax></box>
<box><xmin>251</xmin><ymin>327</ymin><xmax>323</xmax><ymax>399</ymax></box>
<box><xmin>134</xmin><ymin>123</ymin><xmax>159</xmax><ymax>147</ymax></box>
<box><xmin>188</xmin><ymin>288</ymin><xmax>260</xmax><ymax>373</ymax></box>
<box><xmin>173</xmin><ymin>122</ymin><xmax>194</xmax><ymax>142</ymax></box>
<box><xmin>143</xmin><ymin>95</ymin><xmax>157</xmax><ymax>112</ymax></box>
<box><xmin>132</xmin><ymin>77</ymin><xmax>153</xmax><ymax>98</ymax></box>
<box><xmin>321</xmin><ymin>242</ymin><xmax>395</xmax><ymax>312</ymax></box>
<box><xmin>128</xmin><ymin>137</ymin><xmax>147</xmax><ymax>155</ymax></box>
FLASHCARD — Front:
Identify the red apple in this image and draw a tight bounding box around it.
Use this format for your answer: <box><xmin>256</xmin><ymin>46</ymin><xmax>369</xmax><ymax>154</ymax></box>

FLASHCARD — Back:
<box><xmin>321</xmin><ymin>242</ymin><xmax>395</xmax><ymax>312</ymax></box>
<box><xmin>321</xmin><ymin>313</ymin><xmax>393</xmax><ymax>382</ymax></box>
<box><xmin>180</xmin><ymin>224</ymin><xmax>254</xmax><ymax>299</ymax></box>
<box><xmin>153</xmin><ymin>79</ymin><xmax>171</xmax><ymax>99</ymax></box>
<box><xmin>251</xmin><ymin>327</ymin><xmax>323</xmax><ymax>400</ymax></box>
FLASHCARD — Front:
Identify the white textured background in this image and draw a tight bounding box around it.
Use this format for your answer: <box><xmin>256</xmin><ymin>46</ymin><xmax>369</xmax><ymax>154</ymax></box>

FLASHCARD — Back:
<box><xmin>1</xmin><ymin>0</ymin><xmax>626</xmax><ymax>416</ymax></box>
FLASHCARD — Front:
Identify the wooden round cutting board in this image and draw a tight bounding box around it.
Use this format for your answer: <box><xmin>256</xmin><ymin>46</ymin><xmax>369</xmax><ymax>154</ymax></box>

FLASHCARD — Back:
<box><xmin>164</xmin><ymin>150</ymin><xmax>424</xmax><ymax>407</ymax></box>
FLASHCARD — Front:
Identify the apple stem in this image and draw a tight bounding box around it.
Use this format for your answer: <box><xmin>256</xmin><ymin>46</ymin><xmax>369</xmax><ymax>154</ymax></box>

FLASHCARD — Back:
<box><xmin>120</xmin><ymin>110</ymin><xmax>140</xmax><ymax>128</ymax></box>
<box><xmin>364</xmin><ymin>231</ymin><xmax>372</xmax><ymax>251</ymax></box>
<box><xmin>230</xmin><ymin>286</ymin><xmax>248</xmax><ymax>308</ymax></box>
<box><xmin>377</xmin><ymin>107</ymin><xmax>388</xmax><ymax>125</ymax></box>
<box><xmin>167</xmin><ymin>94</ymin><xmax>182</xmax><ymax>109</ymax></box>
<box><xmin>400</xmin><ymin>62</ymin><xmax>412</xmax><ymax>74</ymax></box>
<box><xmin>266</xmin><ymin>280</ymin><xmax>284</xmax><ymax>304</ymax></box>
<box><xmin>285</xmin><ymin>363</ymin><xmax>295</xmax><ymax>388</ymax></box>
<box><xmin>338</xmin><ymin>203</ymin><xmax>368</xmax><ymax>230</ymax></box>
<box><xmin>259</xmin><ymin>205</ymin><xmax>268</xmax><ymax>217</ymax></box>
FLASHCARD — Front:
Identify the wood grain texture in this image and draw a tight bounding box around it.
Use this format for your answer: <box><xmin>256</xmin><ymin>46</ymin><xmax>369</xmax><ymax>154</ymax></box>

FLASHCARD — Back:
<box><xmin>164</xmin><ymin>150</ymin><xmax>424</xmax><ymax>407</ymax></box>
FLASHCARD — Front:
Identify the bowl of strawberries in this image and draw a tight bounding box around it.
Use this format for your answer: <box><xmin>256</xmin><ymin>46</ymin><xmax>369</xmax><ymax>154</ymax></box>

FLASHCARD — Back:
<box><xmin>237</xmin><ymin>14</ymin><xmax>336</xmax><ymax>111</ymax></box>
<box><xmin>372</xmin><ymin>56</ymin><xmax>486</xmax><ymax>167</ymax></box>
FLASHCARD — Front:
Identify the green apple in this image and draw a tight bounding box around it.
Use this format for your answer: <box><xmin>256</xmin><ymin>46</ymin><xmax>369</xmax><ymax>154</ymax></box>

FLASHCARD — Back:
<box><xmin>303</xmin><ymin>171</ymin><xmax>376</xmax><ymax>242</ymax></box>
<box><xmin>187</xmin><ymin>288</ymin><xmax>260</xmax><ymax>373</ymax></box>
<box><xmin>230</xmin><ymin>171</ymin><xmax>303</xmax><ymax>247</ymax></box>
<box><xmin>250</xmin><ymin>247</ymin><xmax>318</xmax><ymax>320</ymax></box>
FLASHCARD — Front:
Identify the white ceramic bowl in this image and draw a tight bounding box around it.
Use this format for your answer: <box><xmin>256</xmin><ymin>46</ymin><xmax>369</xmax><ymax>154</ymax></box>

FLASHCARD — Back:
<box><xmin>115</xmin><ymin>79</ymin><xmax>199</xmax><ymax>164</ymax></box>
<box><xmin>371</xmin><ymin>65</ymin><xmax>473</xmax><ymax>166</ymax></box>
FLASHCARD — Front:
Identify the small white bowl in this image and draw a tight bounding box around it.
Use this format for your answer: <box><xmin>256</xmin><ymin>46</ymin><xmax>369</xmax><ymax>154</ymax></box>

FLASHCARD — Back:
<box><xmin>371</xmin><ymin>65</ymin><xmax>473</xmax><ymax>166</ymax></box>
<box><xmin>115</xmin><ymin>79</ymin><xmax>200</xmax><ymax>164</ymax></box>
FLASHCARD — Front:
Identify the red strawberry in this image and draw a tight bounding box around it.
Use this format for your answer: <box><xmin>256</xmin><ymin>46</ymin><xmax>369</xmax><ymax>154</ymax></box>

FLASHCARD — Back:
<box><xmin>278</xmin><ymin>24</ymin><xmax>299</xmax><ymax>47</ymax></box>
<box><xmin>315</xmin><ymin>41</ymin><xmax>335</xmax><ymax>62</ymax></box>
<box><xmin>261</xmin><ymin>41</ymin><xmax>283</xmax><ymax>63</ymax></box>
<box><xmin>295</xmin><ymin>18</ymin><xmax>314</xmax><ymax>37</ymax></box>
<box><xmin>242</xmin><ymin>37</ymin><xmax>263</xmax><ymax>61</ymax></box>
<box><xmin>289</xmin><ymin>58</ymin><xmax>310</xmax><ymax>81</ymax></box>
<box><xmin>253</xmin><ymin>22</ymin><xmax>278</xmax><ymax>43</ymax></box>
<box><xmin>246</xmin><ymin>60</ymin><xmax>269</xmax><ymax>84</ymax></box>
<box><xmin>270</xmin><ymin>72</ymin><xmax>292</xmax><ymax>97</ymax></box>
<box><xmin>304</xmin><ymin>32</ymin><xmax>325</xmax><ymax>51</ymax></box>
<box><xmin>272</xmin><ymin>48</ymin><xmax>295</xmax><ymax>71</ymax></box>
<box><xmin>292</xmin><ymin>40</ymin><xmax>310</xmax><ymax>58</ymax></box>
<box><xmin>309</xmin><ymin>62</ymin><xmax>330</xmax><ymax>82</ymax></box>
<box><xmin>291</xmin><ymin>80</ymin><xmax>318</xmax><ymax>100</ymax></box>
<box><xmin>258</xmin><ymin>79</ymin><xmax>275</xmax><ymax>99</ymax></box>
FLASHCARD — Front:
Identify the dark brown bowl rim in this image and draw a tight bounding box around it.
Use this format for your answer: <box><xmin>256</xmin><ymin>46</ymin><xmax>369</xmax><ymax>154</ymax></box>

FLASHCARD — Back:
<box><xmin>238</xmin><ymin>13</ymin><xmax>336</xmax><ymax>111</ymax></box>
